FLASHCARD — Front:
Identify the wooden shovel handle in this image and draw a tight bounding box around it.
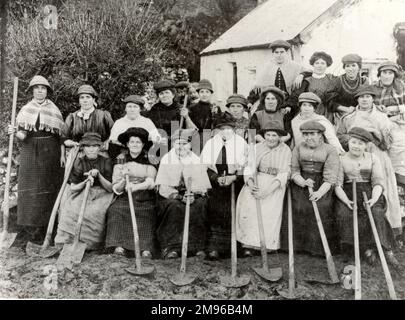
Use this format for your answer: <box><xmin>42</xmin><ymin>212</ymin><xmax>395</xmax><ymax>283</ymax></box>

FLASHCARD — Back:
<box><xmin>72</xmin><ymin>180</ymin><xmax>91</xmax><ymax>245</ymax></box>
<box><xmin>363</xmin><ymin>192</ymin><xmax>397</xmax><ymax>300</ymax></box>
<box><xmin>231</xmin><ymin>181</ymin><xmax>238</xmax><ymax>278</ymax></box>
<box><xmin>179</xmin><ymin>94</ymin><xmax>188</xmax><ymax>129</ymax></box>
<box><xmin>179</xmin><ymin>176</ymin><xmax>192</xmax><ymax>274</ymax></box>
<box><xmin>287</xmin><ymin>187</ymin><xmax>295</xmax><ymax>297</ymax></box>
<box><xmin>352</xmin><ymin>181</ymin><xmax>361</xmax><ymax>299</ymax></box>
<box><xmin>308</xmin><ymin>187</ymin><xmax>339</xmax><ymax>283</ymax></box>
<box><xmin>2</xmin><ymin>77</ymin><xmax>18</xmax><ymax>232</ymax></box>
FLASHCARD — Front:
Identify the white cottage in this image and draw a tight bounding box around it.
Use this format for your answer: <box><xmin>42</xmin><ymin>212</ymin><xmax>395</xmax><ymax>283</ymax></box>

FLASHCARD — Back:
<box><xmin>200</xmin><ymin>0</ymin><xmax>405</xmax><ymax>107</ymax></box>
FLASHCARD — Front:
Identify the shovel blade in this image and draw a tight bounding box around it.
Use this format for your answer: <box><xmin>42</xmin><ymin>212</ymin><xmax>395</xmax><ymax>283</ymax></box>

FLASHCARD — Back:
<box><xmin>25</xmin><ymin>242</ymin><xmax>61</xmax><ymax>258</ymax></box>
<box><xmin>0</xmin><ymin>231</ymin><xmax>17</xmax><ymax>250</ymax></box>
<box><xmin>219</xmin><ymin>274</ymin><xmax>251</xmax><ymax>288</ymax></box>
<box><xmin>253</xmin><ymin>266</ymin><xmax>283</xmax><ymax>282</ymax></box>
<box><xmin>57</xmin><ymin>242</ymin><xmax>86</xmax><ymax>269</ymax></box>
<box><xmin>170</xmin><ymin>272</ymin><xmax>197</xmax><ymax>286</ymax></box>
<box><xmin>304</xmin><ymin>277</ymin><xmax>340</xmax><ymax>285</ymax></box>
<box><xmin>125</xmin><ymin>265</ymin><xmax>155</xmax><ymax>277</ymax></box>
<box><xmin>276</xmin><ymin>284</ymin><xmax>308</xmax><ymax>299</ymax></box>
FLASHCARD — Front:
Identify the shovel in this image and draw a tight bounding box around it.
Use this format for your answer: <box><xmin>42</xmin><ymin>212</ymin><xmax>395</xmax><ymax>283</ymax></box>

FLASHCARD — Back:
<box><xmin>124</xmin><ymin>174</ymin><xmax>155</xmax><ymax>277</ymax></box>
<box><xmin>277</xmin><ymin>187</ymin><xmax>308</xmax><ymax>299</ymax></box>
<box><xmin>178</xmin><ymin>94</ymin><xmax>188</xmax><ymax>130</ymax></box>
<box><xmin>363</xmin><ymin>192</ymin><xmax>397</xmax><ymax>300</ymax></box>
<box><xmin>0</xmin><ymin>77</ymin><xmax>19</xmax><ymax>250</ymax></box>
<box><xmin>252</xmin><ymin>173</ymin><xmax>282</xmax><ymax>282</ymax></box>
<box><xmin>305</xmin><ymin>187</ymin><xmax>339</xmax><ymax>284</ymax></box>
<box><xmin>56</xmin><ymin>179</ymin><xmax>91</xmax><ymax>270</ymax></box>
<box><xmin>170</xmin><ymin>177</ymin><xmax>197</xmax><ymax>286</ymax></box>
<box><xmin>26</xmin><ymin>146</ymin><xmax>80</xmax><ymax>258</ymax></box>
<box><xmin>352</xmin><ymin>180</ymin><xmax>361</xmax><ymax>300</ymax></box>
<box><xmin>219</xmin><ymin>182</ymin><xmax>250</xmax><ymax>288</ymax></box>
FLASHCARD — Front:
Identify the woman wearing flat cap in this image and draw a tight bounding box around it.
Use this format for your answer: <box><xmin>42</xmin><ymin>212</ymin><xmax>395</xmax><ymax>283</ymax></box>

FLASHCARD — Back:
<box><xmin>105</xmin><ymin>127</ymin><xmax>157</xmax><ymax>257</ymax></box>
<box><xmin>236</xmin><ymin>121</ymin><xmax>291</xmax><ymax>256</ymax></box>
<box><xmin>200</xmin><ymin>112</ymin><xmax>249</xmax><ymax>259</ymax></box>
<box><xmin>338</xmin><ymin>85</ymin><xmax>403</xmax><ymax>239</ymax></box>
<box><xmin>291</xmin><ymin>92</ymin><xmax>344</xmax><ymax>154</ymax></box>
<box><xmin>146</xmin><ymin>79</ymin><xmax>197</xmax><ymax>151</ymax></box>
<box><xmin>108</xmin><ymin>95</ymin><xmax>161</xmax><ymax>159</ymax></box>
<box><xmin>328</xmin><ymin>53</ymin><xmax>368</xmax><ymax>127</ymax></box>
<box><xmin>287</xmin><ymin>51</ymin><xmax>337</xmax><ymax>124</ymax></box>
<box><xmin>373</xmin><ymin>61</ymin><xmax>405</xmax><ymax>212</ymax></box>
<box><xmin>287</xmin><ymin>120</ymin><xmax>340</xmax><ymax>256</ymax></box>
<box><xmin>55</xmin><ymin>132</ymin><xmax>114</xmax><ymax>250</ymax></box>
<box><xmin>334</xmin><ymin>127</ymin><xmax>399</xmax><ymax>268</ymax></box>
<box><xmin>155</xmin><ymin>129</ymin><xmax>211</xmax><ymax>259</ymax></box>
<box><xmin>225</xmin><ymin>94</ymin><xmax>250</xmax><ymax>140</ymax></box>
<box><xmin>8</xmin><ymin>75</ymin><xmax>64</xmax><ymax>245</ymax></box>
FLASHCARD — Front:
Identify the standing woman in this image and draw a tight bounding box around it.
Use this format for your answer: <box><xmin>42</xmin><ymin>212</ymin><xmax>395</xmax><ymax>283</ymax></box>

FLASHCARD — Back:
<box><xmin>290</xmin><ymin>120</ymin><xmax>340</xmax><ymax>256</ymax></box>
<box><xmin>328</xmin><ymin>54</ymin><xmax>368</xmax><ymax>128</ymax></box>
<box><xmin>236</xmin><ymin>121</ymin><xmax>291</xmax><ymax>256</ymax></box>
<box><xmin>291</xmin><ymin>92</ymin><xmax>344</xmax><ymax>154</ymax></box>
<box><xmin>105</xmin><ymin>128</ymin><xmax>157</xmax><ymax>257</ymax></box>
<box><xmin>335</xmin><ymin>127</ymin><xmax>398</xmax><ymax>267</ymax></box>
<box><xmin>200</xmin><ymin>113</ymin><xmax>249</xmax><ymax>259</ymax></box>
<box><xmin>288</xmin><ymin>51</ymin><xmax>336</xmax><ymax>123</ymax></box>
<box><xmin>225</xmin><ymin>94</ymin><xmax>250</xmax><ymax>140</ymax></box>
<box><xmin>249</xmin><ymin>86</ymin><xmax>291</xmax><ymax>143</ymax></box>
<box><xmin>337</xmin><ymin>85</ymin><xmax>402</xmax><ymax>238</ymax></box>
<box><xmin>155</xmin><ymin>129</ymin><xmax>211</xmax><ymax>259</ymax></box>
<box><xmin>8</xmin><ymin>75</ymin><xmax>64</xmax><ymax>244</ymax></box>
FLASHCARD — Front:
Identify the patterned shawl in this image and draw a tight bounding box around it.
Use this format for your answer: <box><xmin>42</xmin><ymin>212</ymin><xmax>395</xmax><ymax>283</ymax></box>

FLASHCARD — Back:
<box><xmin>16</xmin><ymin>99</ymin><xmax>64</xmax><ymax>135</ymax></box>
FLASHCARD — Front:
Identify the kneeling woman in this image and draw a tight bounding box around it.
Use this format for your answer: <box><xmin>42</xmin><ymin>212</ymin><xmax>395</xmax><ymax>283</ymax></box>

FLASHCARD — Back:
<box><xmin>155</xmin><ymin>129</ymin><xmax>211</xmax><ymax>259</ymax></box>
<box><xmin>335</xmin><ymin>127</ymin><xmax>398</xmax><ymax>267</ymax></box>
<box><xmin>55</xmin><ymin>133</ymin><xmax>114</xmax><ymax>250</ymax></box>
<box><xmin>105</xmin><ymin>128</ymin><xmax>157</xmax><ymax>257</ymax></box>
<box><xmin>290</xmin><ymin>120</ymin><xmax>340</xmax><ymax>256</ymax></box>
<box><xmin>236</xmin><ymin>121</ymin><xmax>291</xmax><ymax>255</ymax></box>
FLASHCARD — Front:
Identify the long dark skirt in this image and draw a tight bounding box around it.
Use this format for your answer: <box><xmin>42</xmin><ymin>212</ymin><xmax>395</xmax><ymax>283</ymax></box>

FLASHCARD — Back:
<box><xmin>283</xmin><ymin>172</ymin><xmax>338</xmax><ymax>256</ymax></box>
<box><xmin>206</xmin><ymin>180</ymin><xmax>244</xmax><ymax>254</ymax></box>
<box><xmin>336</xmin><ymin>182</ymin><xmax>394</xmax><ymax>252</ymax></box>
<box><xmin>17</xmin><ymin>135</ymin><xmax>63</xmax><ymax>227</ymax></box>
<box><xmin>156</xmin><ymin>195</ymin><xmax>207</xmax><ymax>257</ymax></box>
<box><xmin>105</xmin><ymin>191</ymin><xmax>156</xmax><ymax>252</ymax></box>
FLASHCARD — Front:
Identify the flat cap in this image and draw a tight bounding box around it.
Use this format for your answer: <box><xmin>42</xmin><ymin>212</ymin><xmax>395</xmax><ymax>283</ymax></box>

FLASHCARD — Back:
<box><xmin>342</xmin><ymin>53</ymin><xmax>362</xmax><ymax>65</ymax></box>
<box><xmin>269</xmin><ymin>40</ymin><xmax>291</xmax><ymax>50</ymax></box>
<box><xmin>226</xmin><ymin>94</ymin><xmax>248</xmax><ymax>108</ymax></box>
<box><xmin>175</xmin><ymin>81</ymin><xmax>190</xmax><ymax>89</ymax></box>
<box><xmin>170</xmin><ymin>129</ymin><xmax>197</xmax><ymax>143</ymax></box>
<box><xmin>260</xmin><ymin>120</ymin><xmax>286</xmax><ymax>137</ymax></box>
<box><xmin>80</xmin><ymin>132</ymin><xmax>103</xmax><ymax>146</ymax></box>
<box><xmin>122</xmin><ymin>95</ymin><xmax>145</xmax><ymax>107</ymax></box>
<box><xmin>348</xmin><ymin>127</ymin><xmax>373</xmax><ymax>143</ymax></box>
<box><xmin>77</xmin><ymin>84</ymin><xmax>98</xmax><ymax>97</ymax></box>
<box><xmin>213</xmin><ymin>112</ymin><xmax>236</xmax><ymax>129</ymax></box>
<box><xmin>354</xmin><ymin>85</ymin><xmax>376</xmax><ymax>98</ymax></box>
<box><xmin>261</xmin><ymin>86</ymin><xmax>286</xmax><ymax>104</ymax></box>
<box><xmin>298</xmin><ymin>92</ymin><xmax>322</xmax><ymax>105</ymax></box>
<box><xmin>299</xmin><ymin>120</ymin><xmax>326</xmax><ymax>132</ymax></box>
<box><xmin>377</xmin><ymin>61</ymin><xmax>400</xmax><ymax>77</ymax></box>
<box><xmin>153</xmin><ymin>79</ymin><xmax>176</xmax><ymax>93</ymax></box>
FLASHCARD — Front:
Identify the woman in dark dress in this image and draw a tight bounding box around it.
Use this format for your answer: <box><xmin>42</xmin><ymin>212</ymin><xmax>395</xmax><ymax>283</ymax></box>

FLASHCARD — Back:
<box><xmin>335</xmin><ymin>127</ymin><xmax>398</xmax><ymax>268</ymax></box>
<box><xmin>105</xmin><ymin>127</ymin><xmax>157</xmax><ymax>258</ymax></box>
<box><xmin>290</xmin><ymin>120</ymin><xmax>340</xmax><ymax>256</ymax></box>
<box><xmin>9</xmin><ymin>75</ymin><xmax>64</xmax><ymax>245</ymax></box>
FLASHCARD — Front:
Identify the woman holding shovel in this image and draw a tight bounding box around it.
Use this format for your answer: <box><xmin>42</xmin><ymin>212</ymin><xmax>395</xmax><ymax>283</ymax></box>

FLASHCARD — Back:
<box><xmin>54</xmin><ymin>132</ymin><xmax>114</xmax><ymax>250</ymax></box>
<box><xmin>335</xmin><ymin>127</ymin><xmax>398</xmax><ymax>267</ymax></box>
<box><xmin>8</xmin><ymin>75</ymin><xmax>64</xmax><ymax>246</ymax></box>
<box><xmin>105</xmin><ymin>127</ymin><xmax>157</xmax><ymax>258</ymax></box>
<box><xmin>236</xmin><ymin>121</ymin><xmax>291</xmax><ymax>254</ymax></box>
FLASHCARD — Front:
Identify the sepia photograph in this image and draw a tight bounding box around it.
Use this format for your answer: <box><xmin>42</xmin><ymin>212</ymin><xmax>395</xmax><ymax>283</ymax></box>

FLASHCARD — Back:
<box><xmin>1</xmin><ymin>0</ymin><xmax>405</xmax><ymax>304</ymax></box>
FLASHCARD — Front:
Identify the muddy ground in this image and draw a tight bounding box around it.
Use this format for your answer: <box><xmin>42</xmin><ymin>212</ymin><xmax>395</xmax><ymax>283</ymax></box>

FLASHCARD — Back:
<box><xmin>1</xmin><ymin>234</ymin><xmax>405</xmax><ymax>300</ymax></box>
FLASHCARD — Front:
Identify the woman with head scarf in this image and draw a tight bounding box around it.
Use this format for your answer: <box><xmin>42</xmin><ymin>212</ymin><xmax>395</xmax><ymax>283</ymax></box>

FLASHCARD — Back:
<box><xmin>55</xmin><ymin>132</ymin><xmax>114</xmax><ymax>250</ymax></box>
<box><xmin>105</xmin><ymin>127</ymin><xmax>157</xmax><ymax>257</ymax></box>
<box><xmin>200</xmin><ymin>112</ymin><xmax>249</xmax><ymax>259</ymax></box>
<box><xmin>337</xmin><ymin>85</ymin><xmax>403</xmax><ymax>240</ymax></box>
<box><xmin>8</xmin><ymin>75</ymin><xmax>64</xmax><ymax>246</ymax></box>
<box><xmin>287</xmin><ymin>51</ymin><xmax>337</xmax><ymax>124</ymax></box>
<box><xmin>108</xmin><ymin>95</ymin><xmax>161</xmax><ymax>159</ymax></box>
<box><xmin>289</xmin><ymin>120</ymin><xmax>340</xmax><ymax>256</ymax></box>
<box><xmin>328</xmin><ymin>54</ymin><xmax>368</xmax><ymax>127</ymax></box>
<box><xmin>249</xmin><ymin>86</ymin><xmax>291</xmax><ymax>143</ymax></box>
<box><xmin>335</xmin><ymin>127</ymin><xmax>398</xmax><ymax>268</ymax></box>
<box><xmin>236</xmin><ymin>121</ymin><xmax>291</xmax><ymax>256</ymax></box>
<box><xmin>155</xmin><ymin>129</ymin><xmax>211</xmax><ymax>259</ymax></box>
<box><xmin>291</xmin><ymin>92</ymin><xmax>344</xmax><ymax>154</ymax></box>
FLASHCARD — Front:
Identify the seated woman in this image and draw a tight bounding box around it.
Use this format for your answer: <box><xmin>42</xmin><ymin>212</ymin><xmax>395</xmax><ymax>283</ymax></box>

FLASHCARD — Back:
<box><xmin>55</xmin><ymin>132</ymin><xmax>114</xmax><ymax>250</ymax></box>
<box><xmin>105</xmin><ymin>127</ymin><xmax>157</xmax><ymax>258</ymax></box>
<box><xmin>335</xmin><ymin>127</ymin><xmax>398</xmax><ymax>268</ymax></box>
<box><xmin>155</xmin><ymin>129</ymin><xmax>211</xmax><ymax>259</ymax></box>
<box><xmin>236</xmin><ymin>121</ymin><xmax>291</xmax><ymax>256</ymax></box>
<box><xmin>290</xmin><ymin>120</ymin><xmax>340</xmax><ymax>256</ymax></box>
<box><xmin>291</xmin><ymin>92</ymin><xmax>344</xmax><ymax>154</ymax></box>
<box><xmin>249</xmin><ymin>86</ymin><xmax>291</xmax><ymax>143</ymax></box>
<box><xmin>108</xmin><ymin>95</ymin><xmax>161</xmax><ymax>159</ymax></box>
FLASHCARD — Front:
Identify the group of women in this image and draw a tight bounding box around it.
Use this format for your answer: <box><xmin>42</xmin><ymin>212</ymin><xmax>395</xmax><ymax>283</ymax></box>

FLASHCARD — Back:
<box><xmin>8</xmin><ymin>46</ymin><xmax>405</xmax><ymax>271</ymax></box>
